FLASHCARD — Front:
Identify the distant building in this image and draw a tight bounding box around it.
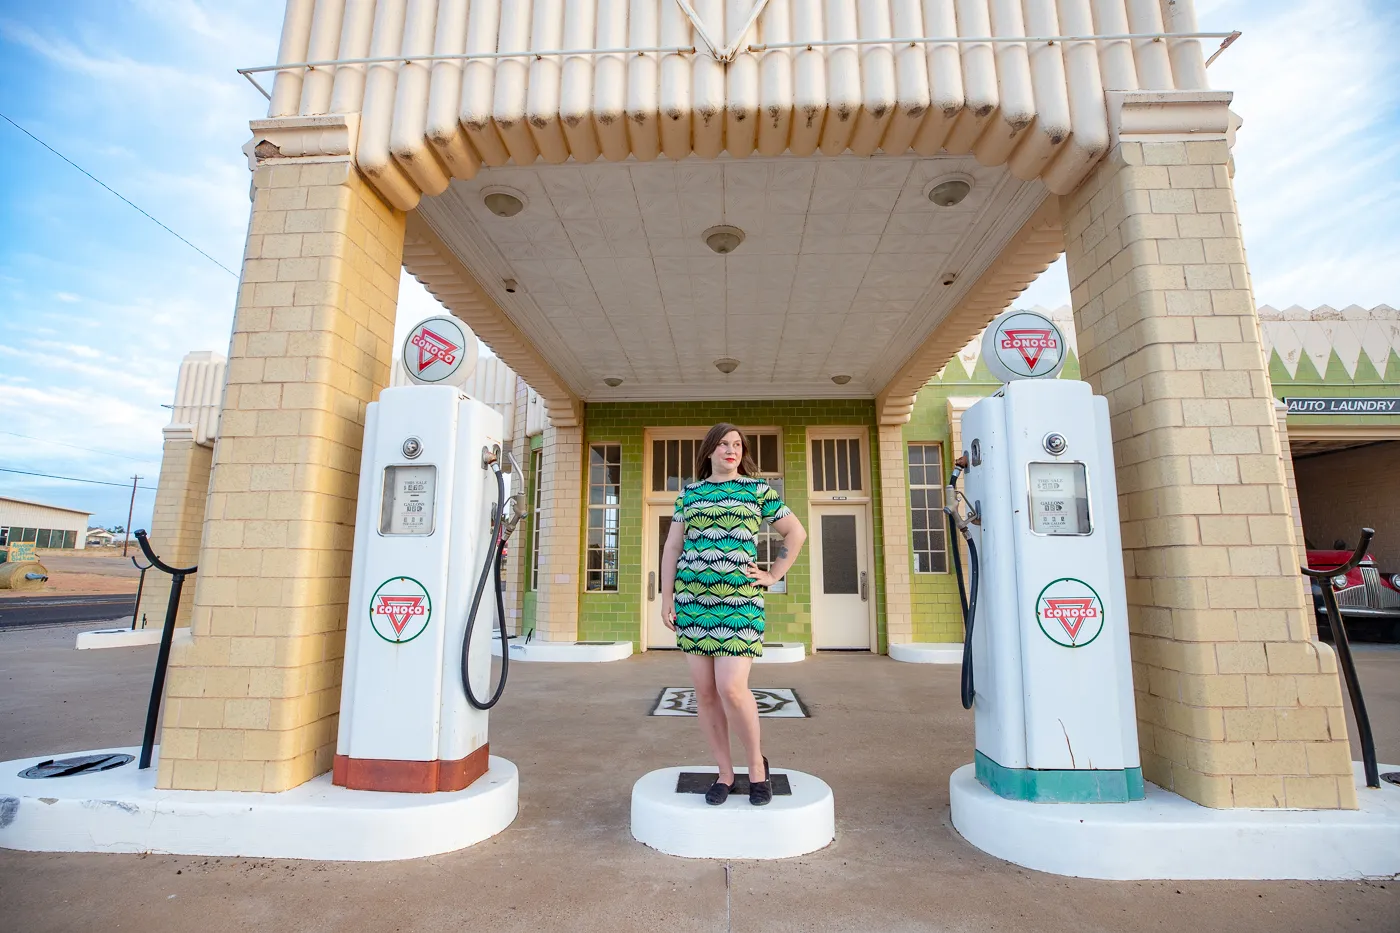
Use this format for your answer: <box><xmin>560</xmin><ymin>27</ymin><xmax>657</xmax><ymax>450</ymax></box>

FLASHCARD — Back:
<box><xmin>0</xmin><ymin>496</ymin><xmax>91</xmax><ymax>550</ymax></box>
<box><xmin>85</xmin><ymin>528</ymin><xmax>119</xmax><ymax>547</ymax></box>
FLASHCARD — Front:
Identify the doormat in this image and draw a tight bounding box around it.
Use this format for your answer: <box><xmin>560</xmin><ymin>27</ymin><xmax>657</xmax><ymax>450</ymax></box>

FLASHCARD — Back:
<box><xmin>650</xmin><ymin>687</ymin><xmax>808</xmax><ymax>718</ymax></box>
<box><xmin>675</xmin><ymin>770</ymin><xmax>793</xmax><ymax>796</ymax></box>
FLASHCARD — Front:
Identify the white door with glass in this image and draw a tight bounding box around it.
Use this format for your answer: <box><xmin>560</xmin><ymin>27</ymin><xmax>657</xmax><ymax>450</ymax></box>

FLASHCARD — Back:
<box><xmin>642</xmin><ymin>429</ymin><xmax>785</xmax><ymax>650</ymax></box>
<box><xmin>808</xmin><ymin>433</ymin><xmax>873</xmax><ymax>649</ymax></box>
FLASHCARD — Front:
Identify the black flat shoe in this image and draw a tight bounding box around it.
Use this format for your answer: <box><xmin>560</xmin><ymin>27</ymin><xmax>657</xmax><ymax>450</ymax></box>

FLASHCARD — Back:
<box><xmin>705</xmin><ymin>779</ymin><xmax>735</xmax><ymax>806</ymax></box>
<box><xmin>749</xmin><ymin>757</ymin><xmax>772</xmax><ymax>806</ymax></box>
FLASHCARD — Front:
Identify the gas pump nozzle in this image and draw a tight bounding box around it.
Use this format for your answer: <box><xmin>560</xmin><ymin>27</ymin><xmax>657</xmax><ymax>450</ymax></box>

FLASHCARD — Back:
<box><xmin>944</xmin><ymin>454</ymin><xmax>979</xmax><ymax>710</ymax></box>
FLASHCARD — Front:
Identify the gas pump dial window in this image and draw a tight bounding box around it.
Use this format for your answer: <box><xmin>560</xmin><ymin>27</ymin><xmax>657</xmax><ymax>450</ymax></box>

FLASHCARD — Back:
<box><xmin>379</xmin><ymin>465</ymin><xmax>438</xmax><ymax>536</ymax></box>
<box><xmin>1027</xmin><ymin>462</ymin><xmax>1091</xmax><ymax>536</ymax></box>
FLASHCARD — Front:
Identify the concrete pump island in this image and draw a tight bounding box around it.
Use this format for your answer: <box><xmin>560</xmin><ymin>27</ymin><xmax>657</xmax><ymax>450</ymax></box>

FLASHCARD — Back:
<box><xmin>3</xmin><ymin>1</ymin><xmax>1399</xmax><ymax>925</ymax></box>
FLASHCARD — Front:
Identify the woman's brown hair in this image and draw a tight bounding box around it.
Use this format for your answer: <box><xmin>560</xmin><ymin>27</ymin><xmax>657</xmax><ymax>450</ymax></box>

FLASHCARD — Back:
<box><xmin>695</xmin><ymin>423</ymin><xmax>758</xmax><ymax>480</ymax></box>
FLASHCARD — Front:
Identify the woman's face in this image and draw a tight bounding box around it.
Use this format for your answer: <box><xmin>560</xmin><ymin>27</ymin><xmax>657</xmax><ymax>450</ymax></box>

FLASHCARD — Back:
<box><xmin>711</xmin><ymin>431</ymin><xmax>744</xmax><ymax>474</ymax></box>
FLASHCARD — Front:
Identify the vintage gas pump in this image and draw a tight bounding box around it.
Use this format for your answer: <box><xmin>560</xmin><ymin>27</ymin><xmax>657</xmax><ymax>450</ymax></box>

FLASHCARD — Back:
<box><xmin>334</xmin><ymin>316</ymin><xmax>524</xmax><ymax>793</ymax></box>
<box><xmin>945</xmin><ymin>310</ymin><xmax>1143</xmax><ymax>803</ymax></box>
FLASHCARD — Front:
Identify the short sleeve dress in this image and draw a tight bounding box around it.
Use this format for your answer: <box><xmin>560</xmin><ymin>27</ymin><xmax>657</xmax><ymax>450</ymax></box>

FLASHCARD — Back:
<box><xmin>672</xmin><ymin>475</ymin><xmax>792</xmax><ymax>657</ymax></box>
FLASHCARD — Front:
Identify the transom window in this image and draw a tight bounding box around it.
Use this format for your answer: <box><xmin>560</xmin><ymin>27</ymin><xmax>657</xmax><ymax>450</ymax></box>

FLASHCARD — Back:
<box><xmin>811</xmin><ymin>437</ymin><xmax>863</xmax><ymax>493</ymax></box>
<box><xmin>586</xmin><ymin>444</ymin><xmax>621</xmax><ymax>592</ymax></box>
<box><xmin>649</xmin><ymin>430</ymin><xmax>780</xmax><ymax>493</ymax></box>
<box><xmin>907</xmin><ymin>443</ymin><xmax>948</xmax><ymax>574</ymax></box>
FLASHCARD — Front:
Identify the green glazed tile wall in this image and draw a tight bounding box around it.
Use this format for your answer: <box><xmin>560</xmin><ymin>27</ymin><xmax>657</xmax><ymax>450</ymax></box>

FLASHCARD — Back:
<box><xmin>578</xmin><ymin>400</ymin><xmax>884</xmax><ymax>652</ymax></box>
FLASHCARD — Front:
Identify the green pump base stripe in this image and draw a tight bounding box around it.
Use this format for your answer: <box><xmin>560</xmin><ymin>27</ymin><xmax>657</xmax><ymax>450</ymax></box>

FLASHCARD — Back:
<box><xmin>975</xmin><ymin>750</ymin><xmax>1145</xmax><ymax>803</ymax></box>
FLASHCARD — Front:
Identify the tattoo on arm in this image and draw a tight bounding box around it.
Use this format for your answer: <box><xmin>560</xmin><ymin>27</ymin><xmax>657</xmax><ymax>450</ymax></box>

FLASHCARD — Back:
<box><xmin>777</xmin><ymin>544</ymin><xmax>790</xmax><ymax>561</ymax></box>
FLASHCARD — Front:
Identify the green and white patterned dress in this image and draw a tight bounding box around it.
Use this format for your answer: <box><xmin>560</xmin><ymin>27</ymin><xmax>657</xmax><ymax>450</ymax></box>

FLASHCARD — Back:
<box><xmin>673</xmin><ymin>476</ymin><xmax>792</xmax><ymax>657</ymax></box>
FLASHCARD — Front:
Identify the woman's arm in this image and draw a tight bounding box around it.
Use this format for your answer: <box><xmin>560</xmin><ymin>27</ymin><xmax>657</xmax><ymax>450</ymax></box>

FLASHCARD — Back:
<box><xmin>659</xmin><ymin>519</ymin><xmax>684</xmax><ymax>629</ymax></box>
<box><xmin>746</xmin><ymin>513</ymin><xmax>806</xmax><ymax>587</ymax></box>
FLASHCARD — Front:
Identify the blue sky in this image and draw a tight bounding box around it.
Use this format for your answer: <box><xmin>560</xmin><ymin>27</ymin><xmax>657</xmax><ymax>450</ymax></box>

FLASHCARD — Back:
<box><xmin>1</xmin><ymin>0</ymin><xmax>1397</xmax><ymax>529</ymax></box>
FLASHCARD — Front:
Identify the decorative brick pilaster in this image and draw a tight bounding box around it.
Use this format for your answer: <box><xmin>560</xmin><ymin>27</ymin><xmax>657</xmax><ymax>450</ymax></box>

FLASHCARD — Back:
<box><xmin>877</xmin><ymin>425</ymin><xmax>913</xmax><ymax>646</ymax></box>
<box><xmin>157</xmin><ymin>160</ymin><xmax>404</xmax><ymax>793</ymax></box>
<box><xmin>1060</xmin><ymin>140</ymin><xmax>1356</xmax><ymax>809</ymax></box>
<box><xmin>140</xmin><ymin>426</ymin><xmax>214</xmax><ymax>630</ymax></box>
<box><xmin>533</xmin><ymin>422</ymin><xmax>583</xmax><ymax>642</ymax></box>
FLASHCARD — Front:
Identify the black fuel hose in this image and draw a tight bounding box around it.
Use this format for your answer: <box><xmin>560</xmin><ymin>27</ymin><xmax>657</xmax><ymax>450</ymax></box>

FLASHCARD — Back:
<box><xmin>461</xmin><ymin>465</ymin><xmax>510</xmax><ymax>711</ymax></box>
<box><xmin>947</xmin><ymin>473</ymin><xmax>979</xmax><ymax>710</ymax></box>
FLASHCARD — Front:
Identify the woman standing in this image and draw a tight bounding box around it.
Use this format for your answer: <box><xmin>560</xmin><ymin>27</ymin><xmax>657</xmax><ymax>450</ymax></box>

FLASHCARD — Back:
<box><xmin>660</xmin><ymin>423</ymin><xmax>807</xmax><ymax>806</ymax></box>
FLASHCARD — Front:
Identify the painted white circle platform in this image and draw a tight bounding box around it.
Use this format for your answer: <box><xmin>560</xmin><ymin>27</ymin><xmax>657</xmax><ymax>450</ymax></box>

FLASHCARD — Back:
<box><xmin>75</xmin><ymin>628</ymin><xmax>167</xmax><ymax>650</ymax></box>
<box><xmin>888</xmin><ymin>642</ymin><xmax>964</xmax><ymax>664</ymax></box>
<box><xmin>753</xmin><ymin>642</ymin><xmax>806</xmax><ymax>663</ymax></box>
<box><xmin>0</xmin><ymin>747</ymin><xmax>518</xmax><ymax>861</ymax></box>
<box><xmin>950</xmin><ymin>761</ymin><xmax>1400</xmax><ymax>880</ymax></box>
<box><xmin>631</xmin><ymin>765</ymin><xmax>835</xmax><ymax>859</ymax></box>
<box><xmin>491</xmin><ymin>638</ymin><xmax>632</xmax><ymax>662</ymax></box>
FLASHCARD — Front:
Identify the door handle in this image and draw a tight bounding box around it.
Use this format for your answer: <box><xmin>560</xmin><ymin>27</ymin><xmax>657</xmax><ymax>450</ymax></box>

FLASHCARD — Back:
<box><xmin>860</xmin><ymin>570</ymin><xmax>868</xmax><ymax>602</ymax></box>
<box><xmin>648</xmin><ymin>571</ymin><xmax>655</xmax><ymax>601</ymax></box>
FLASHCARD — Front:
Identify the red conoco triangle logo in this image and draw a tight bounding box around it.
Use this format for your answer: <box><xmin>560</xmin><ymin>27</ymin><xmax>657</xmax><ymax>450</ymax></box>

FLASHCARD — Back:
<box><xmin>1041</xmin><ymin>598</ymin><xmax>1099</xmax><ymax>641</ymax></box>
<box><xmin>410</xmin><ymin>327</ymin><xmax>460</xmax><ymax>374</ymax></box>
<box><xmin>1000</xmin><ymin>328</ymin><xmax>1057</xmax><ymax>370</ymax></box>
<box><xmin>374</xmin><ymin>595</ymin><xmax>426</xmax><ymax>636</ymax></box>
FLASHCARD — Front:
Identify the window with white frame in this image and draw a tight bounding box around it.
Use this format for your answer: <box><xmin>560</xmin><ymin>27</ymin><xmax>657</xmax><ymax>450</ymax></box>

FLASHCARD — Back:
<box><xmin>586</xmin><ymin>443</ymin><xmax>622</xmax><ymax>592</ymax></box>
<box><xmin>907</xmin><ymin>442</ymin><xmax>949</xmax><ymax>573</ymax></box>
<box><xmin>528</xmin><ymin>448</ymin><xmax>543</xmax><ymax>591</ymax></box>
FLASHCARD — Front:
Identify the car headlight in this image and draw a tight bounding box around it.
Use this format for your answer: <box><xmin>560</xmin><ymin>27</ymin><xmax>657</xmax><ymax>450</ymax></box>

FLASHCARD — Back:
<box><xmin>1391</xmin><ymin>574</ymin><xmax>1400</xmax><ymax>589</ymax></box>
<box><xmin>1331</xmin><ymin>574</ymin><xmax>1349</xmax><ymax>589</ymax></box>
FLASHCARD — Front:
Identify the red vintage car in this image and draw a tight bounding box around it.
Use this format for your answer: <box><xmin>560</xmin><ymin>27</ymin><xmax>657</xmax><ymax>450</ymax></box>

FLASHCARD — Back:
<box><xmin>1305</xmin><ymin>548</ymin><xmax>1400</xmax><ymax>641</ymax></box>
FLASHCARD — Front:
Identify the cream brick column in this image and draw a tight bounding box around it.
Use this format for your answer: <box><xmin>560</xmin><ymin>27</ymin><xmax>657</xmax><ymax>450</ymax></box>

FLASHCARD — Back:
<box><xmin>877</xmin><ymin>425</ymin><xmax>913</xmax><ymax>646</ymax></box>
<box><xmin>1060</xmin><ymin>138</ymin><xmax>1356</xmax><ymax>809</ymax></box>
<box><xmin>1273</xmin><ymin>400</ymin><xmax>1314</xmax><ymax>636</ymax></box>
<box><xmin>139</xmin><ymin>427</ymin><xmax>214</xmax><ymax>630</ymax></box>
<box><xmin>533</xmin><ymin>422</ymin><xmax>582</xmax><ymax>642</ymax></box>
<box><xmin>157</xmin><ymin>160</ymin><xmax>404</xmax><ymax>793</ymax></box>
<box><xmin>500</xmin><ymin>375</ymin><xmax>531</xmax><ymax>636</ymax></box>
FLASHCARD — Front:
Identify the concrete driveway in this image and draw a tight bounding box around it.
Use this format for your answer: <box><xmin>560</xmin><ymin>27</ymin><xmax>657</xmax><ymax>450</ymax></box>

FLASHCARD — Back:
<box><xmin>1</xmin><ymin>623</ymin><xmax>1396</xmax><ymax>933</ymax></box>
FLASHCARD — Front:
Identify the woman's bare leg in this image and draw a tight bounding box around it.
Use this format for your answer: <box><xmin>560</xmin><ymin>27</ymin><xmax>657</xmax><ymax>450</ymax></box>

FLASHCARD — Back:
<box><xmin>714</xmin><ymin>657</ymin><xmax>764</xmax><ymax>781</ymax></box>
<box><xmin>687</xmin><ymin>654</ymin><xmax>734</xmax><ymax>783</ymax></box>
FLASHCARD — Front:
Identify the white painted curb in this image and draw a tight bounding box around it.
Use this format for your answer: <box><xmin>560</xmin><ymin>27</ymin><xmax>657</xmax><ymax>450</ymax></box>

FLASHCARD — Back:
<box><xmin>950</xmin><ymin>761</ymin><xmax>1400</xmax><ymax>880</ymax></box>
<box><xmin>75</xmin><ymin>628</ymin><xmax>167</xmax><ymax>650</ymax></box>
<box><xmin>491</xmin><ymin>639</ymin><xmax>633</xmax><ymax>662</ymax></box>
<box><xmin>631</xmin><ymin>765</ymin><xmax>835</xmax><ymax>859</ymax></box>
<box><xmin>889</xmin><ymin>642</ymin><xmax>964</xmax><ymax>664</ymax></box>
<box><xmin>0</xmin><ymin>747</ymin><xmax>518</xmax><ymax>861</ymax></box>
<box><xmin>754</xmin><ymin>643</ymin><xmax>806</xmax><ymax>664</ymax></box>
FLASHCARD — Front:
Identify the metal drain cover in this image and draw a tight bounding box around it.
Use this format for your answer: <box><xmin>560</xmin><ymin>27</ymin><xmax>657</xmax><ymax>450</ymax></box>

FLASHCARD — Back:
<box><xmin>19</xmin><ymin>753</ymin><xmax>134</xmax><ymax>779</ymax></box>
<box><xmin>1383</xmin><ymin>772</ymin><xmax>1400</xmax><ymax>787</ymax></box>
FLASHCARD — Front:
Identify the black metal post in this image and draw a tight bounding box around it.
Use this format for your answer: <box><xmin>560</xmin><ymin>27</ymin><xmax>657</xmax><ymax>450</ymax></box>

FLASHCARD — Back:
<box><xmin>132</xmin><ymin>530</ymin><xmax>197</xmax><ymax>771</ymax></box>
<box><xmin>130</xmin><ymin>557</ymin><xmax>151</xmax><ymax>632</ymax></box>
<box><xmin>1301</xmin><ymin>528</ymin><xmax>1379</xmax><ymax>789</ymax></box>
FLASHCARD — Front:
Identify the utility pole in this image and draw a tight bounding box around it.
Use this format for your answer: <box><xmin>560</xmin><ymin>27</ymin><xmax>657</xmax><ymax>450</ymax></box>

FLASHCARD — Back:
<box><xmin>123</xmin><ymin>475</ymin><xmax>142</xmax><ymax>556</ymax></box>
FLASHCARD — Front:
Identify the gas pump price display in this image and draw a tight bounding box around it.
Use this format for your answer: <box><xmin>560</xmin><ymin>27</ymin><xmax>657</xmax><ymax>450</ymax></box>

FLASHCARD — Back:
<box><xmin>1027</xmin><ymin>462</ymin><xmax>1091</xmax><ymax>536</ymax></box>
<box><xmin>379</xmin><ymin>465</ymin><xmax>438</xmax><ymax>535</ymax></box>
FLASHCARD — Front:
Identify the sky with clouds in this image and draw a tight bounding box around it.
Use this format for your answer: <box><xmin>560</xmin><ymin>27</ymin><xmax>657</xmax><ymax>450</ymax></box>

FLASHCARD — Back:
<box><xmin>1</xmin><ymin>0</ymin><xmax>1397</xmax><ymax>529</ymax></box>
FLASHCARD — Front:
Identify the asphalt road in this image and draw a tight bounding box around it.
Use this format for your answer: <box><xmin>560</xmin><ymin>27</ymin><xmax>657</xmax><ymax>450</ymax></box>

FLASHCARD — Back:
<box><xmin>0</xmin><ymin>594</ymin><xmax>136</xmax><ymax>629</ymax></box>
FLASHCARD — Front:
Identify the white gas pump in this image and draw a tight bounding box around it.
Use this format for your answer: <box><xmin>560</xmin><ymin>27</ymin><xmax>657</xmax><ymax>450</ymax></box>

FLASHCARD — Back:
<box><xmin>945</xmin><ymin>310</ymin><xmax>1142</xmax><ymax>803</ymax></box>
<box><xmin>334</xmin><ymin>317</ymin><xmax>524</xmax><ymax>793</ymax></box>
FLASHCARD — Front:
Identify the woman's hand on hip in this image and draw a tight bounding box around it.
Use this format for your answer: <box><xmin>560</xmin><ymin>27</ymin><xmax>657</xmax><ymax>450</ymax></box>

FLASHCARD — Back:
<box><xmin>744</xmin><ymin>564</ymin><xmax>777</xmax><ymax>588</ymax></box>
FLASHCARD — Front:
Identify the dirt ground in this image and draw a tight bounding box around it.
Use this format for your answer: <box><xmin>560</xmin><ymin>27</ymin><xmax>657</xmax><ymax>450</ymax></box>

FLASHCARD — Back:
<box><xmin>0</xmin><ymin>624</ymin><xmax>1396</xmax><ymax>933</ymax></box>
<box><xmin>0</xmin><ymin>549</ymin><xmax>141</xmax><ymax>599</ymax></box>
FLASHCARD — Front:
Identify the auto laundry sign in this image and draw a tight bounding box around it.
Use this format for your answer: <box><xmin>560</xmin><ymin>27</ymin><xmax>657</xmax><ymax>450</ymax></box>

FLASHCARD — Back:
<box><xmin>1283</xmin><ymin>397</ymin><xmax>1399</xmax><ymax>415</ymax></box>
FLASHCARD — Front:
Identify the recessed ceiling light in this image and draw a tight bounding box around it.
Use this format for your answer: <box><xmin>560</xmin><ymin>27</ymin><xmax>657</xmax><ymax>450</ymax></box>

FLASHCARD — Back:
<box><xmin>924</xmin><ymin>175</ymin><xmax>973</xmax><ymax>207</ymax></box>
<box><xmin>713</xmin><ymin>358</ymin><xmax>740</xmax><ymax>374</ymax></box>
<box><xmin>603</xmin><ymin>377</ymin><xmax>623</xmax><ymax>387</ymax></box>
<box><xmin>482</xmin><ymin>188</ymin><xmax>525</xmax><ymax>217</ymax></box>
<box><xmin>703</xmin><ymin>225</ymin><xmax>745</xmax><ymax>254</ymax></box>
<box><xmin>831</xmin><ymin>374</ymin><xmax>852</xmax><ymax>385</ymax></box>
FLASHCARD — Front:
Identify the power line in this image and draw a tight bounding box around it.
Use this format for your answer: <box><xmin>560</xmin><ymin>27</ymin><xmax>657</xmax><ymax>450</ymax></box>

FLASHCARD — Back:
<box><xmin>0</xmin><ymin>110</ymin><xmax>239</xmax><ymax>278</ymax></box>
<box><xmin>0</xmin><ymin>431</ymin><xmax>151</xmax><ymax>463</ymax></box>
<box><xmin>0</xmin><ymin>467</ymin><xmax>157</xmax><ymax>491</ymax></box>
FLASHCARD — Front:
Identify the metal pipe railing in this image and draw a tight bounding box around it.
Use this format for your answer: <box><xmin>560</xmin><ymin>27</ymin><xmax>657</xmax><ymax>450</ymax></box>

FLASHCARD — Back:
<box><xmin>129</xmin><ymin>555</ymin><xmax>151</xmax><ymax>631</ymax></box>
<box><xmin>132</xmin><ymin>530</ymin><xmax>197</xmax><ymax>771</ymax></box>
<box><xmin>238</xmin><ymin>29</ymin><xmax>1241</xmax><ymax>99</ymax></box>
<box><xmin>1301</xmin><ymin>528</ymin><xmax>1379</xmax><ymax>789</ymax></box>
